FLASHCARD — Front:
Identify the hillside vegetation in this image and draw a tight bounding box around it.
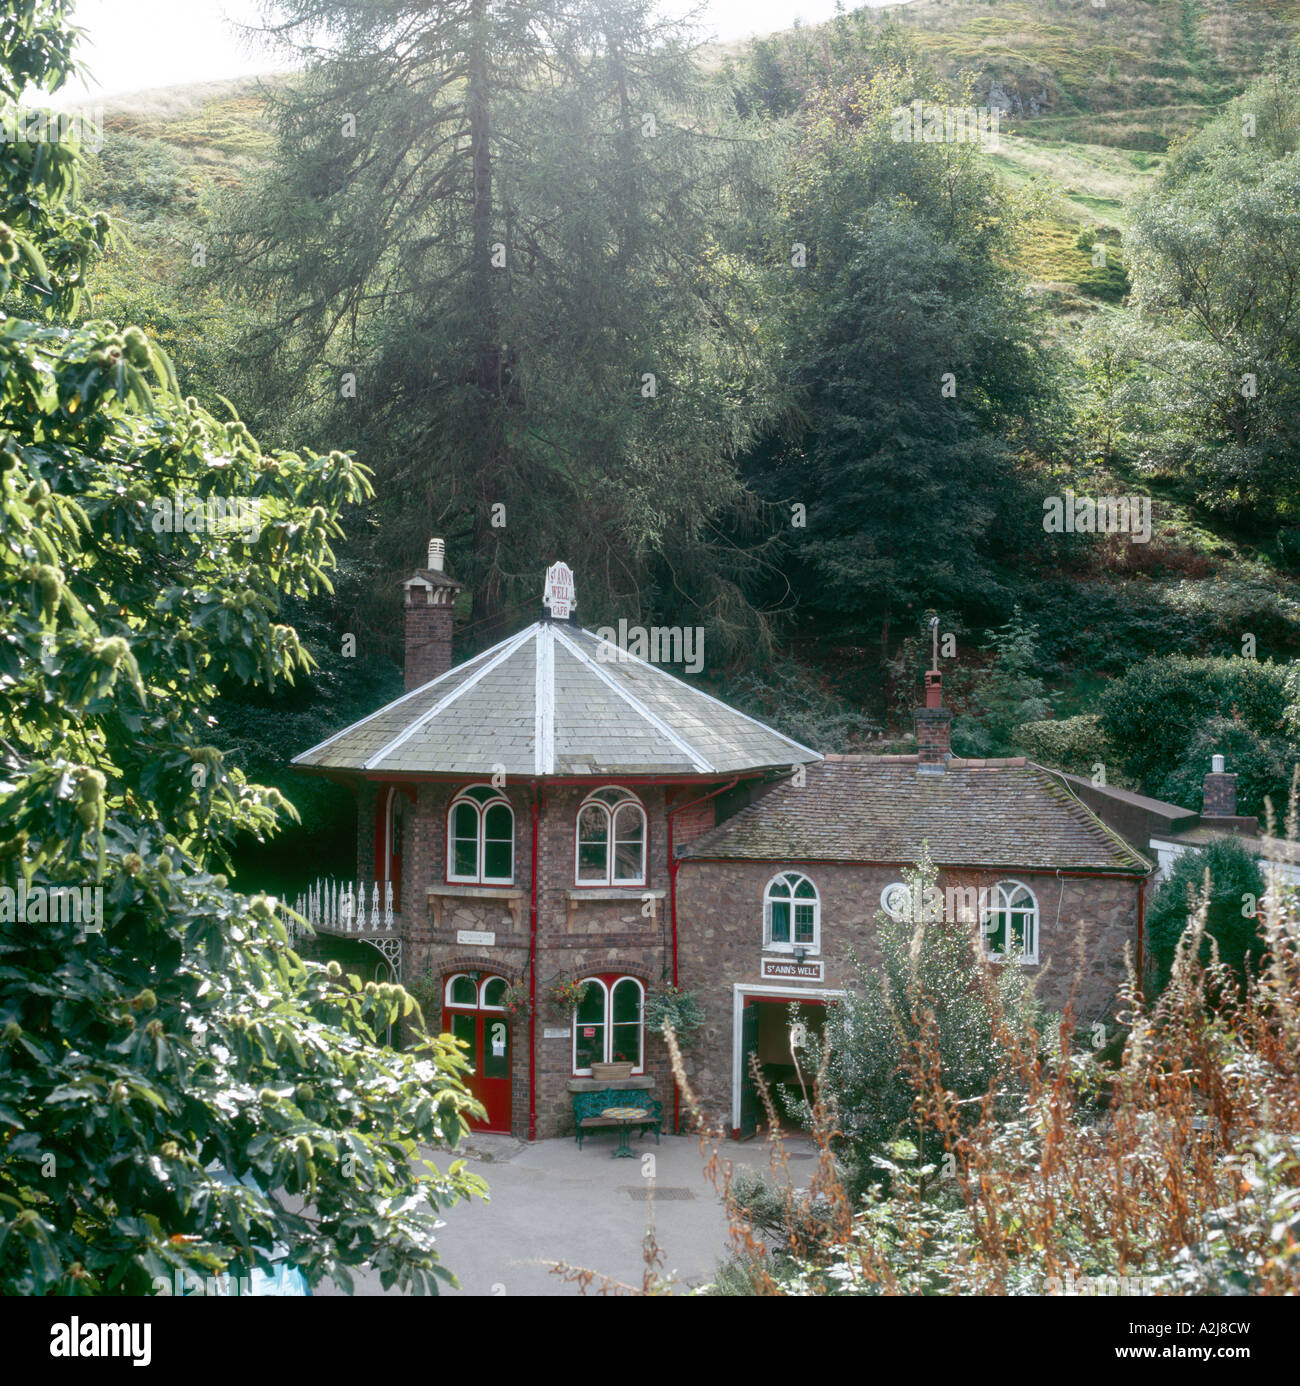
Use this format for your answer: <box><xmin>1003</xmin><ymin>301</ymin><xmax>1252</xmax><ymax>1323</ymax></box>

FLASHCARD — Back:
<box><xmin>55</xmin><ymin>0</ymin><xmax>1300</xmax><ymax>853</ymax></box>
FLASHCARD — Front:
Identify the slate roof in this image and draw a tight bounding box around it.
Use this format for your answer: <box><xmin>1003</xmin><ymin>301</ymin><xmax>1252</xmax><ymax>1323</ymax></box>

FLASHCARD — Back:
<box><xmin>679</xmin><ymin>755</ymin><xmax>1151</xmax><ymax>873</ymax></box>
<box><xmin>291</xmin><ymin>621</ymin><xmax>822</xmax><ymax>778</ymax></box>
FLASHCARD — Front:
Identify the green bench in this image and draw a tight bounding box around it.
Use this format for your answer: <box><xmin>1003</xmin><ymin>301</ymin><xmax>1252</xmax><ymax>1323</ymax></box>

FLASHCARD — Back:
<box><xmin>571</xmin><ymin>1089</ymin><xmax>663</xmax><ymax>1150</ymax></box>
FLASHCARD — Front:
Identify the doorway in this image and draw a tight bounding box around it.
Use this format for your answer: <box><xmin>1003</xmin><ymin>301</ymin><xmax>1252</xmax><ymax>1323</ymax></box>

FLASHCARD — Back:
<box><xmin>732</xmin><ymin>986</ymin><xmax>838</xmax><ymax>1139</ymax></box>
<box><xmin>443</xmin><ymin>972</ymin><xmax>513</xmax><ymax>1132</ymax></box>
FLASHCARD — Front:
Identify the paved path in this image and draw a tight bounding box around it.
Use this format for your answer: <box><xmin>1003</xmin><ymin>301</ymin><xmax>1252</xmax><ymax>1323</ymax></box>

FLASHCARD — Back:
<box><xmin>318</xmin><ymin>1132</ymin><xmax>818</xmax><ymax>1297</ymax></box>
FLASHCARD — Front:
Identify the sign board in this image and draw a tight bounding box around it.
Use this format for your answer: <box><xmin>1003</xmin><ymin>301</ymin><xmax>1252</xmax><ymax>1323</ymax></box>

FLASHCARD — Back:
<box><xmin>456</xmin><ymin>929</ymin><xmax>495</xmax><ymax>946</ymax></box>
<box><xmin>761</xmin><ymin>957</ymin><xmax>824</xmax><ymax>981</ymax></box>
<box><xmin>582</xmin><ymin>1026</ymin><xmax>596</xmax><ymax>1038</ymax></box>
<box><xmin>543</xmin><ymin>1027</ymin><xmax>571</xmax><ymax>1040</ymax></box>
<box><xmin>542</xmin><ymin>561</ymin><xmax>575</xmax><ymax>620</ymax></box>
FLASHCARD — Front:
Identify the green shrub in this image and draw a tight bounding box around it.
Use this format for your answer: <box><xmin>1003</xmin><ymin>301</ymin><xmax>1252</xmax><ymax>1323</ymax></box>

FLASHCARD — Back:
<box><xmin>1099</xmin><ymin>655</ymin><xmax>1296</xmax><ymax>812</ymax></box>
<box><xmin>806</xmin><ymin>846</ymin><xmax>1053</xmax><ymax>1200</ymax></box>
<box><xmin>951</xmin><ymin>607</ymin><xmax>1054</xmax><ymax>758</ymax></box>
<box><xmin>1016</xmin><ymin>713</ymin><xmax>1119</xmax><ymax>778</ymax></box>
<box><xmin>1145</xmin><ymin>837</ymin><xmax>1267</xmax><ymax>997</ymax></box>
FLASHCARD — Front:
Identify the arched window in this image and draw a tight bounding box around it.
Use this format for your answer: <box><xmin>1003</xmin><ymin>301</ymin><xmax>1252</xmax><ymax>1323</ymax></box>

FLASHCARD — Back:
<box><xmin>447</xmin><ymin>785</ymin><xmax>515</xmax><ymax>884</ymax></box>
<box><xmin>981</xmin><ymin>881</ymin><xmax>1039</xmax><ymax>963</ymax></box>
<box><xmin>763</xmin><ymin>871</ymin><xmax>820</xmax><ymax>953</ymax></box>
<box><xmin>571</xmin><ymin>975</ymin><xmax>645</xmax><ymax>1075</ymax></box>
<box><xmin>445</xmin><ymin>972</ymin><xmax>478</xmax><ymax>1007</ymax></box>
<box><xmin>575</xmin><ymin>787</ymin><xmax>646</xmax><ymax>886</ymax></box>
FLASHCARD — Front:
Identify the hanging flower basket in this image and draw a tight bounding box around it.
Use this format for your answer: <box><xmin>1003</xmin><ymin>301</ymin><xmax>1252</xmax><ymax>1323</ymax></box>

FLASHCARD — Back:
<box><xmin>545</xmin><ymin>977</ymin><xmax>590</xmax><ymax>1018</ymax></box>
<box><xmin>499</xmin><ymin>981</ymin><xmax>531</xmax><ymax>1021</ymax></box>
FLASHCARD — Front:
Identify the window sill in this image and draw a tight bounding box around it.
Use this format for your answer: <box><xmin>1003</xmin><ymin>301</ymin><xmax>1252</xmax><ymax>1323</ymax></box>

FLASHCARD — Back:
<box><xmin>428</xmin><ymin>883</ymin><xmax>526</xmax><ymax>930</ymax></box>
<box><xmin>566</xmin><ymin>887</ymin><xmax>665</xmax><ymax>901</ymax></box>
<box><xmin>432</xmin><ymin>884</ymin><xmax>524</xmax><ymax>898</ymax></box>
<box><xmin>566</xmin><ymin>1076</ymin><xmax>653</xmax><ymax>1092</ymax></box>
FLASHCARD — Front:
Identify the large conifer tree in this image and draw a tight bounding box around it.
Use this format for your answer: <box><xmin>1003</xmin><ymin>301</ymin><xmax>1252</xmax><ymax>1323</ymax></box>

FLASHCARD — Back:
<box><xmin>228</xmin><ymin>0</ymin><xmax>772</xmax><ymax>647</ymax></box>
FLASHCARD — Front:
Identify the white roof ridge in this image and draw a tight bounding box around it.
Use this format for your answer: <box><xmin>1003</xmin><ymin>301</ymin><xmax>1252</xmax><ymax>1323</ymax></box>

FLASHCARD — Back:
<box><xmin>554</xmin><ymin>625</ymin><xmax>713</xmax><ymax>773</ymax></box>
<box><xmin>534</xmin><ymin>621</ymin><xmax>555</xmax><ymax>775</ymax></box>
<box><xmin>364</xmin><ymin>624</ymin><xmax>536</xmax><ymax>770</ymax></box>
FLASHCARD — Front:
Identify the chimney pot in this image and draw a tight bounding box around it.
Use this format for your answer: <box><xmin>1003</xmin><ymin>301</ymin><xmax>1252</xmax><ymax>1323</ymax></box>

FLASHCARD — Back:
<box><xmin>1212</xmin><ymin>753</ymin><xmax>1225</xmax><ymax>774</ymax></box>
<box><xmin>427</xmin><ymin>537</ymin><xmax>445</xmax><ymax>573</ymax></box>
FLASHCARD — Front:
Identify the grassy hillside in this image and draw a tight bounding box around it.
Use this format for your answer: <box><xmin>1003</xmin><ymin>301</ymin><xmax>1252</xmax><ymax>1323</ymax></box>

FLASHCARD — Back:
<box><xmin>891</xmin><ymin>0</ymin><xmax>1298</xmax><ymax>140</ymax></box>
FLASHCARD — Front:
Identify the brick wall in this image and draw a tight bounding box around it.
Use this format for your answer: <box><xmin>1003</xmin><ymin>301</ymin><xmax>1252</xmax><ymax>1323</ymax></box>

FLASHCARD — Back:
<box><xmin>915</xmin><ymin>707</ymin><xmax>952</xmax><ymax>764</ymax></box>
<box><xmin>359</xmin><ymin>778</ymin><xmax>722</xmax><ymax>1138</ymax></box>
<box><xmin>1201</xmin><ymin>771</ymin><xmax>1238</xmax><ymax>817</ymax></box>
<box><xmin>667</xmin><ymin>786</ymin><xmax>717</xmax><ymax>850</ymax></box>
<box><xmin>350</xmin><ymin>773</ymin><xmax>1140</xmax><ymax>1142</ymax></box>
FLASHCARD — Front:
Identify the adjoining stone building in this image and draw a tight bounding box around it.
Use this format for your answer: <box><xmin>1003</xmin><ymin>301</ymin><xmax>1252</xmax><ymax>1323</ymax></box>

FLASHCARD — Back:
<box><xmin>289</xmin><ymin>544</ymin><xmax>1152</xmax><ymax>1140</ymax></box>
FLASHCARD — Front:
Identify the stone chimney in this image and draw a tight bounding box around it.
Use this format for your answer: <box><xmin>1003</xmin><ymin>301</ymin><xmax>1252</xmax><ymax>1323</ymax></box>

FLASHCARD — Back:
<box><xmin>1202</xmin><ymin>753</ymin><xmax>1238</xmax><ymax>818</ymax></box>
<box><xmin>915</xmin><ymin>669</ymin><xmax>951</xmax><ymax>774</ymax></box>
<box><xmin>402</xmin><ymin>538</ymin><xmax>464</xmax><ymax>691</ymax></box>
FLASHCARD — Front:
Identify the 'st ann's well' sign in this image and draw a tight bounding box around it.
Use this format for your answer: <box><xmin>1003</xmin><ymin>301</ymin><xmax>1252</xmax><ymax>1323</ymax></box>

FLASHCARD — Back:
<box><xmin>761</xmin><ymin>957</ymin><xmax>824</xmax><ymax>981</ymax></box>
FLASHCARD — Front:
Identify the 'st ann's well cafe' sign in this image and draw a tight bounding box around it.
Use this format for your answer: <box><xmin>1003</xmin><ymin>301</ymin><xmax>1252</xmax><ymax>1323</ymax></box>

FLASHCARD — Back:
<box><xmin>543</xmin><ymin>562</ymin><xmax>575</xmax><ymax>620</ymax></box>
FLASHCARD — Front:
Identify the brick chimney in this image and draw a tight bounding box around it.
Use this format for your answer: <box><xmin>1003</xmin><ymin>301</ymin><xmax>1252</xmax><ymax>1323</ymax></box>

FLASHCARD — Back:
<box><xmin>402</xmin><ymin>538</ymin><xmax>464</xmax><ymax>691</ymax></box>
<box><xmin>915</xmin><ymin>669</ymin><xmax>951</xmax><ymax>774</ymax></box>
<box><xmin>1202</xmin><ymin>753</ymin><xmax>1238</xmax><ymax>817</ymax></box>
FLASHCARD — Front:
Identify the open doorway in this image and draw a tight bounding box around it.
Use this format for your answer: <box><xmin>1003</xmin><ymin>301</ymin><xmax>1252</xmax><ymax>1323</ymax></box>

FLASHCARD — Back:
<box><xmin>733</xmin><ymin>988</ymin><xmax>835</xmax><ymax>1139</ymax></box>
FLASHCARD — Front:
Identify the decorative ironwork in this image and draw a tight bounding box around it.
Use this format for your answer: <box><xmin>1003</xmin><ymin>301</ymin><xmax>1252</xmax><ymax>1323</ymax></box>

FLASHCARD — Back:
<box><xmin>278</xmin><ymin>878</ymin><xmax>402</xmax><ymax>980</ymax></box>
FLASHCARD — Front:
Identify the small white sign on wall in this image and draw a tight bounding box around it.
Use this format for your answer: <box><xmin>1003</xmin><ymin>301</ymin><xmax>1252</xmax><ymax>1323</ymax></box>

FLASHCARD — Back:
<box><xmin>761</xmin><ymin>957</ymin><xmax>824</xmax><ymax>982</ymax></box>
<box><xmin>456</xmin><ymin>929</ymin><xmax>495</xmax><ymax>946</ymax></box>
<box><xmin>543</xmin><ymin>1027</ymin><xmax>571</xmax><ymax>1040</ymax></box>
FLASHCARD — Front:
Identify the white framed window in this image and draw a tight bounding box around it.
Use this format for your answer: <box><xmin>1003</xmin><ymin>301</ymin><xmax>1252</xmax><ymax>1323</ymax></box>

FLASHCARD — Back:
<box><xmin>447</xmin><ymin>784</ymin><xmax>515</xmax><ymax>884</ymax></box>
<box><xmin>981</xmin><ymin>880</ymin><xmax>1039</xmax><ymax>964</ymax></box>
<box><xmin>571</xmin><ymin>975</ymin><xmax>645</xmax><ymax>1075</ymax></box>
<box><xmin>445</xmin><ymin>972</ymin><xmax>478</xmax><ymax>1007</ymax></box>
<box><xmin>763</xmin><ymin>871</ymin><xmax>820</xmax><ymax>954</ymax></box>
<box><xmin>445</xmin><ymin>973</ymin><xmax>508</xmax><ymax>1010</ymax></box>
<box><xmin>575</xmin><ymin>786</ymin><xmax>646</xmax><ymax>886</ymax></box>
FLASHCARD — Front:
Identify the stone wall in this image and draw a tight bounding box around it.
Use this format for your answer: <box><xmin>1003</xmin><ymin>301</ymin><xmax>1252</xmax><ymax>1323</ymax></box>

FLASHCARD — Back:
<box><xmin>674</xmin><ymin>858</ymin><xmax>1142</xmax><ymax>1131</ymax></box>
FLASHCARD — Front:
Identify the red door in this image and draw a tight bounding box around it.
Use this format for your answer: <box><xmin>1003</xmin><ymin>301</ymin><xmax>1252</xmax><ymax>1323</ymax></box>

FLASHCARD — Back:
<box><xmin>443</xmin><ymin>973</ymin><xmax>513</xmax><ymax>1133</ymax></box>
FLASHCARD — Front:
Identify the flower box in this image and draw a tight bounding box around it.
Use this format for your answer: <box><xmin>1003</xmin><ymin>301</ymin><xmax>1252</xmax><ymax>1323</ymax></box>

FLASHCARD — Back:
<box><xmin>590</xmin><ymin>1061</ymin><xmax>635</xmax><ymax>1081</ymax></box>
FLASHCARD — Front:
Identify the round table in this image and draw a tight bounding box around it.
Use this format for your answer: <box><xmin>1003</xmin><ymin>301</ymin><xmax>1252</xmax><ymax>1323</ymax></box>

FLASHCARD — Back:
<box><xmin>601</xmin><ymin>1106</ymin><xmax>649</xmax><ymax>1159</ymax></box>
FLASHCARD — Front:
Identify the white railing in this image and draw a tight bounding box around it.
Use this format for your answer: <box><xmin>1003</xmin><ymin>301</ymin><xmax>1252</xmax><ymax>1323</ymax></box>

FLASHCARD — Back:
<box><xmin>280</xmin><ymin>879</ymin><xmax>396</xmax><ymax>941</ymax></box>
